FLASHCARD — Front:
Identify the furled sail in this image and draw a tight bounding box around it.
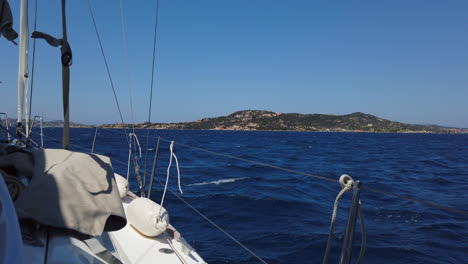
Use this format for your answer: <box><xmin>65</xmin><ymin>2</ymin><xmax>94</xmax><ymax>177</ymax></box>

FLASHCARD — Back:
<box><xmin>16</xmin><ymin>0</ymin><xmax>28</xmax><ymax>138</ymax></box>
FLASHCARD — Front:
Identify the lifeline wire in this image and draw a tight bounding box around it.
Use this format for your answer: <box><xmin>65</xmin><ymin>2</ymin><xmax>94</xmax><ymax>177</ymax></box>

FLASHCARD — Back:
<box><xmin>113</xmin><ymin>154</ymin><xmax>268</xmax><ymax>264</ymax></box>
<box><xmin>158</xmin><ymin>138</ymin><xmax>468</xmax><ymax>216</ymax></box>
<box><xmin>43</xmin><ymin>125</ymin><xmax>468</xmax><ymax>217</ymax></box>
<box><xmin>34</xmin><ymin>132</ymin><xmax>268</xmax><ymax>264</ymax></box>
<box><xmin>37</xmin><ymin>131</ymin><xmax>468</xmax><ymax>264</ymax></box>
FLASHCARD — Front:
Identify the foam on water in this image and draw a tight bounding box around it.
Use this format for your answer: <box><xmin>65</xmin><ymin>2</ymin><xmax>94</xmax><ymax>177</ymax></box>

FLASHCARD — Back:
<box><xmin>188</xmin><ymin>177</ymin><xmax>247</xmax><ymax>186</ymax></box>
<box><xmin>32</xmin><ymin>128</ymin><xmax>468</xmax><ymax>264</ymax></box>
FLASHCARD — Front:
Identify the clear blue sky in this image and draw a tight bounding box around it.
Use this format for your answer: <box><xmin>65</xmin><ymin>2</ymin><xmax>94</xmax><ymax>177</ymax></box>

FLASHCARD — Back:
<box><xmin>1</xmin><ymin>0</ymin><xmax>467</xmax><ymax>127</ymax></box>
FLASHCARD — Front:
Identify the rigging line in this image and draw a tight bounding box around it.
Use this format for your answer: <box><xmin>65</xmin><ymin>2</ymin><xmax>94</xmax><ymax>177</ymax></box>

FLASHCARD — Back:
<box><xmin>364</xmin><ymin>187</ymin><xmax>468</xmax><ymax>217</ymax></box>
<box><xmin>99</xmin><ymin>126</ymin><xmax>134</xmax><ymax>136</ymax></box>
<box><xmin>107</xmin><ymin>157</ymin><xmax>268</xmax><ymax>264</ymax></box>
<box><xmin>40</xmin><ymin>132</ymin><xmax>91</xmax><ymax>152</ymax></box>
<box><xmin>32</xmin><ymin>132</ymin><xmax>467</xmax><ymax>263</ymax></box>
<box><xmin>118</xmin><ymin>0</ymin><xmax>135</xmax><ymax>134</ymax></box>
<box><xmin>86</xmin><ymin>0</ymin><xmax>129</xmax><ymax>146</ymax></box>
<box><xmin>26</xmin><ymin>131</ymin><xmax>267</xmax><ymax>263</ymax></box>
<box><xmin>157</xmin><ymin>137</ymin><xmax>468</xmax><ymax>216</ymax></box>
<box><xmin>158</xmin><ymin>137</ymin><xmax>338</xmax><ymax>184</ymax></box>
<box><xmin>27</xmin><ymin>0</ymin><xmax>39</xmax><ymax>139</ymax></box>
<box><xmin>33</xmin><ymin>130</ymin><xmax>270</xmax><ymax>263</ymax></box>
<box><xmin>119</xmin><ymin>0</ymin><xmax>145</xmax><ymax>195</ymax></box>
<box><xmin>36</xmin><ymin>129</ymin><xmax>468</xmax><ymax>217</ymax></box>
<box><xmin>169</xmin><ymin>187</ymin><xmax>269</xmax><ymax>264</ymax></box>
<box><xmin>143</xmin><ymin>0</ymin><xmax>160</xmax><ymax>194</ymax></box>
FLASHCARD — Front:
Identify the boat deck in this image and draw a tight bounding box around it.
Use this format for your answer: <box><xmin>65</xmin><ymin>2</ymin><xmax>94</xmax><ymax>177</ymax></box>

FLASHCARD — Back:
<box><xmin>22</xmin><ymin>195</ymin><xmax>206</xmax><ymax>264</ymax></box>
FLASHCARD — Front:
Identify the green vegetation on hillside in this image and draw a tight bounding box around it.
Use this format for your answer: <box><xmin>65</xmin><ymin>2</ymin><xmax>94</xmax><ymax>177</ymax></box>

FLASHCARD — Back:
<box><xmin>100</xmin><ymin>110</ymin><xmax>467</xmax><ymax>133</ymax></box>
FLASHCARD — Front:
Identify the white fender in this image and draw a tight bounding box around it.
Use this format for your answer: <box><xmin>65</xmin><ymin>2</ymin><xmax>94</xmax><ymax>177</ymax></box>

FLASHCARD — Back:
<box><xmin>127</xmin><ymin>197</ymin><xmax>169</xmax><ymax>237</ymax></box>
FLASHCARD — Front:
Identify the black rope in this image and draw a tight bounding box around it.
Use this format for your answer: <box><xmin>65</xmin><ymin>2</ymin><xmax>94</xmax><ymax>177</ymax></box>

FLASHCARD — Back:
<box><xmin>86</xmin><ymin>0</ymin><xmax>129</xmax><ymax>145</ymax></box>
<box><xmin>143</xmin><ymin>0</ymin><xmax>161</xmax><ymax>195</ymax></box>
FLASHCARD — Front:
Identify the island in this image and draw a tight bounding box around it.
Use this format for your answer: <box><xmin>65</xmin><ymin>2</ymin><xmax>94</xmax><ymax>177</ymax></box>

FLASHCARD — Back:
<box><xmin>98</xmin><ymin>110</ymin><xmax>467</xmax><ymax>134</ymax></box>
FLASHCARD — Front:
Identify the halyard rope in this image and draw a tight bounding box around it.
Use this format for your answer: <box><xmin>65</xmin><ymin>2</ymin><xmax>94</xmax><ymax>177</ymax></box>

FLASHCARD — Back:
<box><xmin>158</xmin><ymin>141</ymin><xmax>183</xmax><ymax>220</ymax></box>
<box><xmin>126</xmin><ymin>133</ymin><xmax>141</xmax><ymax>180</ymax></box>
<box><xmin>323</xmin><ymin>174</ymin><xmax>366</xmax><ymax>264</ymax></box>
<box><xmin>322</xmin><ymin>174</ymin><xmax>354</xmax><ymax>264</ymax></box>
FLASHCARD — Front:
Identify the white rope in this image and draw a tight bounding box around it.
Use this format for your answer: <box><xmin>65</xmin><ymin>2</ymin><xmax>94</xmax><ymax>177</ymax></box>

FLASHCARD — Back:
<box><xmin>126</xmin><ymin>133</ymin><xmax>141</xmax><ymax>181</ymax></box>
<box><xmin>158</xmin><ymin>141</ymin><xmax>183</xmax><ymax>220</ymax></box>
<box><xmin>25</xmin><ymin>131</ymin><xmax>270</xmax><ymax>263</ymax></box>
<box><xmin>322</xmin><ymin>174</ymin><xmax>354</xmax><ymax>264</ymax></box>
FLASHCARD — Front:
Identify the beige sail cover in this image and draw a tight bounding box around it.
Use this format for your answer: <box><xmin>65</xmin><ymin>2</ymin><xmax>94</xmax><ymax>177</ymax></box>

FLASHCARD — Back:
<box><xmin>15</xmin><ymin>149</ymin><xmax>127</xmax><ymax>236</ymax></box>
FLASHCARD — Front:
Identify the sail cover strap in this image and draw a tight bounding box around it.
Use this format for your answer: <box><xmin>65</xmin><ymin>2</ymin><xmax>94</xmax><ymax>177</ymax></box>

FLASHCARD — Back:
<box><xmin>0</xmin><ymin>0</ymin><xmax>18</xmax><ymax>43</ymax></box>
<box><xmin>31</xmin><ymin>31</ymin><xmax>62</xmax><ymax>47</ymax></box>
<box><xmin>32</xmin><ymin>30</ymin><xmax>73</xmax><ymax>66</ymax></box>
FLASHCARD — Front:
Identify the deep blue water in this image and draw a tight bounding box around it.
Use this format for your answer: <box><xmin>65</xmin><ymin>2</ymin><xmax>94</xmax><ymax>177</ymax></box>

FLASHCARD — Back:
<box><xmin>27</xmin><ymin>128</ymin><xmax>468</xmax><ymax>263</ymax></box>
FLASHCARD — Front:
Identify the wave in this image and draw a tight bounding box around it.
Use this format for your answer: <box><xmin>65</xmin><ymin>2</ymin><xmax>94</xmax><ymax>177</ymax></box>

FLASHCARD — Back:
<box><xmin>188</xmin><ymin>177</ymin><xmax>247</xmax><ymax>186</ymax></box>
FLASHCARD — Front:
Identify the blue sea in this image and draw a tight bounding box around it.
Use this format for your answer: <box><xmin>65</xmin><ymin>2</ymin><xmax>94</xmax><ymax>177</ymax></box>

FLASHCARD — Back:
<box><xmin>29</xmin><ymin>128</ymin><xmax>468</xmax><ymax>263</ymax></box>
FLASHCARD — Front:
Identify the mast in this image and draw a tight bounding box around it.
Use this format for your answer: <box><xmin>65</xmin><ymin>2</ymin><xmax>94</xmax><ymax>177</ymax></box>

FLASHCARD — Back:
<box><xmin>30</xmin><ymin>0</ymin><xmax>72</xmax><ymax>149</ymax></box>
<box><xmin>61</xmin><ymin>0</ymin><xmax>70</xmax><ymax>150</ymax></box>
<box><xmin>17</xmin><ymin>0</ymin><xmax>29</xmax><ymax>139</ymax></box>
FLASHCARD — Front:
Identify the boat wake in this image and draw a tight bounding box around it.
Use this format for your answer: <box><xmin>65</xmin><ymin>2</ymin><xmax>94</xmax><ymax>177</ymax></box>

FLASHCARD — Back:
<box><xmin>188</xmin><ymin>177</ymin><xmax>247</xmax><ymax>186</ymax></box>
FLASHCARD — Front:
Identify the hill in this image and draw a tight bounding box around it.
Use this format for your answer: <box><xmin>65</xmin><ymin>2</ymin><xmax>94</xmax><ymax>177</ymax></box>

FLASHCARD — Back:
<box><xmin>100</xmin><ymin>110</ymin><xmax>467</xmax><ymax>133</ymax></box>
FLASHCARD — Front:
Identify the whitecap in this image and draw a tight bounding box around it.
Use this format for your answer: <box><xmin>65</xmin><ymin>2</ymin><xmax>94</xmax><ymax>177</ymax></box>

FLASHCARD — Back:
<box><xmin>188</xmin><ymin>177</ymin><xmax>247</xmax><ymax>186</ymax></box>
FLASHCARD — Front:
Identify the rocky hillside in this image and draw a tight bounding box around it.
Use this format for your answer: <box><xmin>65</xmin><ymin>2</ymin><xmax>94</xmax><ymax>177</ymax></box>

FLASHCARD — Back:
<box><xmin>101</xmin><ymin>110</ymin><xmax>467</xmax><ymax>133</ymax></box>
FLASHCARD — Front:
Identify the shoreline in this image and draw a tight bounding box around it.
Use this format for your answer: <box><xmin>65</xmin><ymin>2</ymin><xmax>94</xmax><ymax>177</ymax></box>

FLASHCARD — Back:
<box><xmin>64</xmin><ymin>126</ymin><xmax>468</xmax><ymax>134</ymax></box>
